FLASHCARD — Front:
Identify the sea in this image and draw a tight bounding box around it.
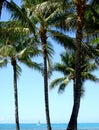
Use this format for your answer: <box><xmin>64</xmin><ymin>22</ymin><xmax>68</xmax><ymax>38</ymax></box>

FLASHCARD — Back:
<box><xmin>0</xmin><ymin>123</ymin><xmax>99</xmax><ymax>130</ymax></box>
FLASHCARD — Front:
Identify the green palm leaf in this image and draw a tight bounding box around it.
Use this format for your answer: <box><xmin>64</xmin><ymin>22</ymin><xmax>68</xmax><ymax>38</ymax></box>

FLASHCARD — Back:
<box><xmin>49</xmin><ymin>30</ymin><xmax>75</xmax><ymax>49</ymax></box>
<box><xmin>58</xmin><ymin>76</ymin><xmax>71</xmax><ymax>93</ymax></box>
<box><xmin>50</xmin><ymin>77</ymin><xmax>66</xmax><ymax>89</ymax></box>
<box><xmin>0</xmin><ymin>45</ymin><xmax>16</xmax><ymax>57</ymax></box>
<box><xmin>0</xmin><ymin>59</ymin><xmax>8</xmax><ymax>67</ymax></box>
<box><xmin>82</xmin><ymin>72</ymin><xmax>99</xmax><ymax>82</ymax></box>
<box><xmin>8</xmin><ymin>1</ymin><xmax>36</xmax><ymax>33</ymax></box>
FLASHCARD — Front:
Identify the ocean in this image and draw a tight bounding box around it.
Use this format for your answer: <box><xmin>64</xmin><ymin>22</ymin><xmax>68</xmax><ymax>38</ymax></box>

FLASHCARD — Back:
<box><xmin>0</xmin><ymin>123</ymin><xmax>99</xmax><ymax>130</ymax></box>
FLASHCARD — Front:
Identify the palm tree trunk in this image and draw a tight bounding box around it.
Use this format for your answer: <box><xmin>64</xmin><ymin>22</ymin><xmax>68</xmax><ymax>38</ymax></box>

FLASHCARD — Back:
<box><xmin>40</xmin><ymin>24</ymin><xmax>52</xmax><ymax>130</ymax></box>
<box><xmin>11</xmin><ymin>57</ymin><xmax>20</xmax><ymax>130</ymax></box>
<box><xmin>67</xmin><ymin>1</ymin><xmax>86</xmax><ymax>130</ymax></box>
<box><xmin>43</xmin><ymin>50</ymin><xmax>52</xmax><ymax>130</ymax></box>
<box><xmin>67</xmin><ymin>78</ymin><xmax>79</xmax><ymax>130</ymax></box>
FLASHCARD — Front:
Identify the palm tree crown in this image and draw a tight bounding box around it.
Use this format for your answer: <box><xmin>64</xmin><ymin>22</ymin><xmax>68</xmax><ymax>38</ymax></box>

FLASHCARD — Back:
<box><xmin>50</xmin><ymin>51</ymin><xmax>98</xmax><ymax>93</ymax></box>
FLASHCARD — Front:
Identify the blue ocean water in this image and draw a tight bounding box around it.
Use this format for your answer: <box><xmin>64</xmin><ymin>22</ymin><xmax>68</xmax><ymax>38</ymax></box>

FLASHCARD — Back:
<box><xmin>0</xmin><ymin>123</ymin><xmax>99</xmax><ymax>130</ymax></box>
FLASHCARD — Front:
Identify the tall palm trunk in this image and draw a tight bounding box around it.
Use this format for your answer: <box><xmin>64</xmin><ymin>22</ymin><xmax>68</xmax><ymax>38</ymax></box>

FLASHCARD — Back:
<box><xmin>40</xmin><ymin>24</ymin><xmax>52</xmax><ymax>130</ymax></box>
<box><xmin>11</xmin><ymin>57</ymin><xmax>20</xmax><ymax>130</ymax></box>
<box><xmin>67</xmin><ymin>1</ymin><xmax>86</xmax><ymax>130</ymax></box>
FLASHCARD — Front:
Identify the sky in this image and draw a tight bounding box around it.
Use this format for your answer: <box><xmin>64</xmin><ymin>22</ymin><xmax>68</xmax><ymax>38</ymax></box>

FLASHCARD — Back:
<box><xmin>0</xmin><ymin>0</ymin><xmax>99</xmax><ymax>124</ymax></box>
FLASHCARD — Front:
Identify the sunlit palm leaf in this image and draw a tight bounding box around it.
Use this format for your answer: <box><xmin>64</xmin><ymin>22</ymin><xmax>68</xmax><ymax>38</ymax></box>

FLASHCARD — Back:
<box><xmin>50</xmin><ymin>77</ymin><xmax>66</xmax><ymax>89</ymax></box>
<box><xmin>7</xmin><ymin>1</ymin><xmax>36</xmax><ymax>33</ymax></box>
<box><xmin>58</xmin><ymin>76</ymin><xmax>70</xmax><ymax>93</ymax></box>
<box><xmin>0</xmin><ymin>45</ymin><xmax>16</xmax><ymax>57</ymax></box>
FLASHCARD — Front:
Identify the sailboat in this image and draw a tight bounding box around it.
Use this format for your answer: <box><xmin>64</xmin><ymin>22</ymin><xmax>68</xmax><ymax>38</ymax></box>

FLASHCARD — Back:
<box><xmin>37</xmin><ymin>121</ymin><xmax>41</xmax><ymax>126</ymax></box>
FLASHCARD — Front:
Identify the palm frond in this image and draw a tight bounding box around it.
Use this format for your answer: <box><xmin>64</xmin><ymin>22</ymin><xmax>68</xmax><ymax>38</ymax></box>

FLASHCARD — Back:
<box><xmin>16</xmin><ymin>64</ymin><xmax>22</xmax><ymax>78</ymax></box>
<box><xmin>19</xmin><ymin>56</ymin><xmax>43</xmax><ymax>72</ymax></box>
<box><xmin>81</xmin><ymin>86</ymin><xmax>85</xmax><ymax>98</ymax></box>
<box><xmin>82</xmin><ymin>62</ymin><xmax>97</xmax><ymax>72</ymax></box>
<box><xmin>30</xmin><ymin>1</ymin><xmax>59</xmax><ymax>18</ymax></box>
<box><xmin>90</xmin><ymin>37</ymin><xmax>99</xmax><ymax>44</ymax></box>
<box><xmin>7</xmin><ymin>1</ymin><xmax>36</xmax><ymax>33</ymax></box>
<box><xmin>46</xmin><ymin>42</ymin><xmax>54</xmax><ymax>58</ymax></box>
<box><xmin>91</xmin><ymin>0</ymin><xmax>99</xmax><ymax>8</ymax></box>
<box><xmin>47</xmin><ymin>56</ymin><xmax>53</xmax><ymax>78</ymax></box>
<box><xmin>58</xmin><ymin>76</ymin><xmax>70</xmax><ymax>93</ymax></box>
<box><xmin>50</xmin><ymin>77</ymin><xmax>65</xmax><ymax>89</ymax></box>
<box><xmin>54</xmin><ymin>63</ymin><xmax>66</xmax><ymax>74</ymax></box>
<box><xmin>0</xmin><ymin>58</ymin><xmax>8</xmax><ymax>68</ymax></box>
<box><xmin>0</xmin><ymin>21</ymin><xmax>31</xmax><ymax>47</ymax></box>
<box><xmin>82</xmin><ymin>72</ymin><xmax>99</xmax><ymax>82</ymax></box>
<box><xmin>0</xmin><ymin>45</ymin><xmax>16</xmax><ymax>58</ymax></box>
<box><xmin>49</xmin><ymin>30</ymin><xmax>75</xmax><ymax>49</ymax></box>
<box><xmin>17</xmin><ymin>48</ymin><xmax>28</xmax><ymax>59</ymax></box>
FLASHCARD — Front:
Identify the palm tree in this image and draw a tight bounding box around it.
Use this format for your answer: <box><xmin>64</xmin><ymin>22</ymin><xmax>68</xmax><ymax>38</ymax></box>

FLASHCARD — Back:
<box><xmin>51</xmin><ymin>1</ymin><xmax>99</xmax><ymax>129</ymax></box>
<box><xmin>50</xmin><ymin>51</ymin><xmax>98</xmax><ymax>92</ymax></box>
<box><xmin>59</xmin><ymin>0</ymin><xmax>87</xmax><ymax>129</ymax></box>
<box><xmin>28</xmin><ymin>1</ymin><xmax>99</xmax><ymax>130</ymax></box>
<box><xmin>7</xmin><ymin>1</ymin><xmax>92</xmax><ymax>129</ymax></box>
<box><xmin>50</xmin><ymin>51</ymin><xmax>99</xmax><ymax>129</ymax></box>
<box><xmin>0</xmin><ymin>21</ymin><xmax>42</xmax><ymax>130</ymax></box>
<box><xmin>31</xmin><ymin>1</ymin><xmax>99</xmax><ymax>130</ymax></box>
<box><xmin>29</xmin><ymin>2</ymin><xmax>77</xmax><ymax>130</ymax></box>
<box><xmin>9</xmin><ymin>1</ymin><xmax>75</xmax><ymax>130</ymax></box>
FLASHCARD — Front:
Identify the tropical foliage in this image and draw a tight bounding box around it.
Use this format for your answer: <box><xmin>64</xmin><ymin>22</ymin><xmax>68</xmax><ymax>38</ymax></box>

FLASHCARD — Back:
<box><xmin>50</xmin><ymin>51</ymin><xmax>98</xmax><ymax>93</ymax></box>
<box><xmin>0</xmin><ymin>20</ymin><xmax>42</xmax><ymax>130</ymax></box>
<box><xmin>0</xmin><ymin>0</ymin><xmax>99</xmax><ymax>130</ymax></box>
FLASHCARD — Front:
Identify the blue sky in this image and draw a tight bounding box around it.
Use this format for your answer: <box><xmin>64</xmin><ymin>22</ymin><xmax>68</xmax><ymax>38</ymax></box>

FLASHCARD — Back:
<box><xmin>0</xmin><ymin>0</ymin><xmax>99</xmax><ymax>124</ymax></box>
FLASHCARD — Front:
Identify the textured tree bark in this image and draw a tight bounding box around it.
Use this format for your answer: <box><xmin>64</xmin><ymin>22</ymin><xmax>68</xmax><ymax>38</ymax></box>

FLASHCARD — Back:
<box><xmin>40</xmin><ymin>23</ymin><xmax>52</xmax><ymax>130</ymax></box>
<box><xmin>11</xmin><ymin>58</ymin><xmax>20</xmax><ymax>130</ymax></box>
<box><xmin>67</xmin><ymin>1</ymin><xmax>86</xmax><ymax>130</ymax></box>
